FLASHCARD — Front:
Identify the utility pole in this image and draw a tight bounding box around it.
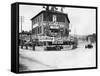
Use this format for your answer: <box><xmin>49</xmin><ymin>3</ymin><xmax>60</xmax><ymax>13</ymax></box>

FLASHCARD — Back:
<box><xmin>20</xmin><ymin>16</ymin><xmax>24</xmax><ymax>33</ymax></box>
<box><xmin>21</xmin><ymin>16</ymin><xmax>23</xmax><ymax>33</ymax></box>
<box><xmin>20</xmin><ymin>16</ymin><xmax>23</xmax><ymax>48</ymax></box>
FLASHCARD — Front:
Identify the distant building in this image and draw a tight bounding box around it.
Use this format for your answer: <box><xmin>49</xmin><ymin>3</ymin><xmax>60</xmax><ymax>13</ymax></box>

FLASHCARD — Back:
<box><xmin>87</xmin><ymin>33</ymin><xmax>96</xmax><ymax>43</ymax></box>
<box><xmin>19</xmin><ymin>31</ymin><xmax>31</xmax><ymax>40</ymax></box>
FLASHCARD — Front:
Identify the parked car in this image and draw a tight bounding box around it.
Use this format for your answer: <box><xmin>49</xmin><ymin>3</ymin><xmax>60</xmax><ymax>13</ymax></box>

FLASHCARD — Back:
<box><xmin>45</xmin><ymin>45</ymin><xmax>63</xmax><ymax>51</ymax></box>
<box><xmin>85</xmin><ymin>44</ymin><xmax>93</xmax><ymax>49</ymax></box>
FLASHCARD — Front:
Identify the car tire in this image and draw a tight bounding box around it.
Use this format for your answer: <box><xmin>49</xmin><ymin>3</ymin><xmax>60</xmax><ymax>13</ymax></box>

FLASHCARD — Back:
<box><xmin>56</xmin><ymin>46</ymin><xmax>60</xmax><ymax>50</ymax></box>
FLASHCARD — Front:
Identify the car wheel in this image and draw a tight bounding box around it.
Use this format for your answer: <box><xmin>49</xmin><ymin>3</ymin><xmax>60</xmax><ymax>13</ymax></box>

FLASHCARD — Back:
<box><xmin>56</xmin><ymin>46</ymin><xmax>60</xmax><ymax>50</ymax></box>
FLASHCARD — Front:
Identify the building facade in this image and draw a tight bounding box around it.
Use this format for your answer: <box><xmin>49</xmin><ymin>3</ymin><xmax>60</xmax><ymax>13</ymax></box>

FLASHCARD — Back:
<box><xmin>31</xmin><ymin>10</ymin><xmax>70</xmax><ymax>42</ymax></box>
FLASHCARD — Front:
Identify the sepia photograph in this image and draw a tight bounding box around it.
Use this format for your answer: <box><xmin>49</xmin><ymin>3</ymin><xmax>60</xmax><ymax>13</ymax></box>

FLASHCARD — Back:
<box><xmin>18</xmin><ymin>3</ymin><xmax>97</xmax><ymax>72</ymax></box>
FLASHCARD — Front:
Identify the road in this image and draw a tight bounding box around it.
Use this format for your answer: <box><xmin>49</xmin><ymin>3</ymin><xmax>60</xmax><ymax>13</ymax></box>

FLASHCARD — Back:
<box><xmin>19</xmin><ymin>43</ymin><xmax>96</xmax><ymax>71</ymax></box>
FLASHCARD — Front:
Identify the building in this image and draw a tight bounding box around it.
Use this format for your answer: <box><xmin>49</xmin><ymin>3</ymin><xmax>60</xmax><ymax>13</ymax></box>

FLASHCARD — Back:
<box><xmin>31</xmin><ymin>9</ymin><xmax>70</xmax><ymax>45</ymax></box>
<box><xmin>87</xmin><ymin>33</ymin><xmax>96</xmax><ymax>43</ymax></box>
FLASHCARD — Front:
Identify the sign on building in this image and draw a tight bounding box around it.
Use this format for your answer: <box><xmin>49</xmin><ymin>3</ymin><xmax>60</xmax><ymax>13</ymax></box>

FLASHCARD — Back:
<box><xmin>50</xmin><ymin>25</ymin><xmax>59</xmax><ymax>29</ymax></box>
<box><xmin>38</xmin><ymin>36</ymin><xmax>54</xmax><ymax>41</ymax></box>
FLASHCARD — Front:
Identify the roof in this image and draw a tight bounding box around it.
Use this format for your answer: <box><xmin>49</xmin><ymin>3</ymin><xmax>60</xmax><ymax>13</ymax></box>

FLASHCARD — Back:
<box><xmin>31</xmin><ymin>10</ymin><xmax>70</xmax><ymax>23</ymax></box>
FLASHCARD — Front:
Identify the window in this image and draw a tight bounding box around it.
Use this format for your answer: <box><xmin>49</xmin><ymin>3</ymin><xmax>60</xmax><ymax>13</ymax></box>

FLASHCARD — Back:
<box><xmin>37</xmin><ymin>17</ymin><xmax>39</xmax><ymax>22</ymax></box>
<box><xmin>34</xmin><ymin>19</ymin><xmax>36</xmax><ymax>24</ymax></box>
<box><xmin>40</xmin><ymin>26</ymin><xmax>41</xmax><ymax>33</ymax></box>
<box><xmin>43</xmin><ymin>12</ymin><xmax>52</xmax><ymax>21</ymax></box>
<box><xmin>36</xmin><ymin>18</ymin><xmax>37</xmax><ymax>23</ymax></box>
<box><xmin>53</xmin><ymin>15</ymin><xmax>57</xmax><ymax>22</ymax></box>
<box><xmin>32</xmin><ymin>20</ymin><xmax>35</xmax><ymax>25</ymax></box>
<box><xmin>40</xmin><ymin>14</ymin><xmax>42</xmax><ymax>22</ymax></box>
<box><xmin>38</xmin><ymin>27</ymin><xmax>39</xmax><ymax>34</ymax></box>
<box><xmin>57</xmin><ymin>14</ymin><xmax>65</xmax><ymax>22</ymax></box>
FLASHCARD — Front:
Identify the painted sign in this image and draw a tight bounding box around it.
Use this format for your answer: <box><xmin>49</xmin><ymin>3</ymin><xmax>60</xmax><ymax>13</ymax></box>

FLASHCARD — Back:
<box><xmin>38</xmin><ymin>36</ymin><xmax>54</xmax><ymax>41</ymax></box>
<box><xmin>50</xmin><ymin>25</ymin><xmax>59</xmax><ymax>29</ymax></box>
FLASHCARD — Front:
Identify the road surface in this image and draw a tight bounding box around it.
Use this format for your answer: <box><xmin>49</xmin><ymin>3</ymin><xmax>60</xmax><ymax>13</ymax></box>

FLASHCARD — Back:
<box><xmin>19</xmin><ymin>43</ymin><xmax>96</xmax><ymax>71</ymax></box>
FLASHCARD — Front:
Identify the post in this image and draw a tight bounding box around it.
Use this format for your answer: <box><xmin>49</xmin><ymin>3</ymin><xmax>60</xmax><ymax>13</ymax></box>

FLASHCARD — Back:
<box><xmin>31</xmin><ymin>19</ymin><xmax>35</xmax><ymax>50</ymax></box>
<box><xmin>20</xmin><ymin>16</ymin><xmax>23</xmax><ymax>49</ymax></box>
<box><xmin>21</xmin><ymin>16</ymin><xmax>23</xmax><ymax>34</ymax></box>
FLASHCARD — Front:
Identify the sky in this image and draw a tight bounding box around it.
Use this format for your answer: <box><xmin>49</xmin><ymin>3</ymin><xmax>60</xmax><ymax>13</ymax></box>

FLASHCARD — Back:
<box><xmin>19</xmin><ymin>5</ymin><xmax>96</xmax><ymax>35</ymax></box>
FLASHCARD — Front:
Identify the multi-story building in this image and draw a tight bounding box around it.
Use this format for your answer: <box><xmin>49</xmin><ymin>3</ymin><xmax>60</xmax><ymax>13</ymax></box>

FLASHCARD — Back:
<box><xmin>31</xmin><ymin>9</ymin><xmax>70</xmax><ymax>45</ymax></box>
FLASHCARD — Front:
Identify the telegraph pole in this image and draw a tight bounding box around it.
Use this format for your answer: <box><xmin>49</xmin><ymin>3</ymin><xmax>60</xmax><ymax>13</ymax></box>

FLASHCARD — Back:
<box><xmin>20</xmin><ymin>16</ymin><xmax>24</xmax><ymax>48</ymax></box>
<box><xmin>21</xmin><ymin>16</ymin><xmax>23</xmax><ymax>33</ymax></box>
